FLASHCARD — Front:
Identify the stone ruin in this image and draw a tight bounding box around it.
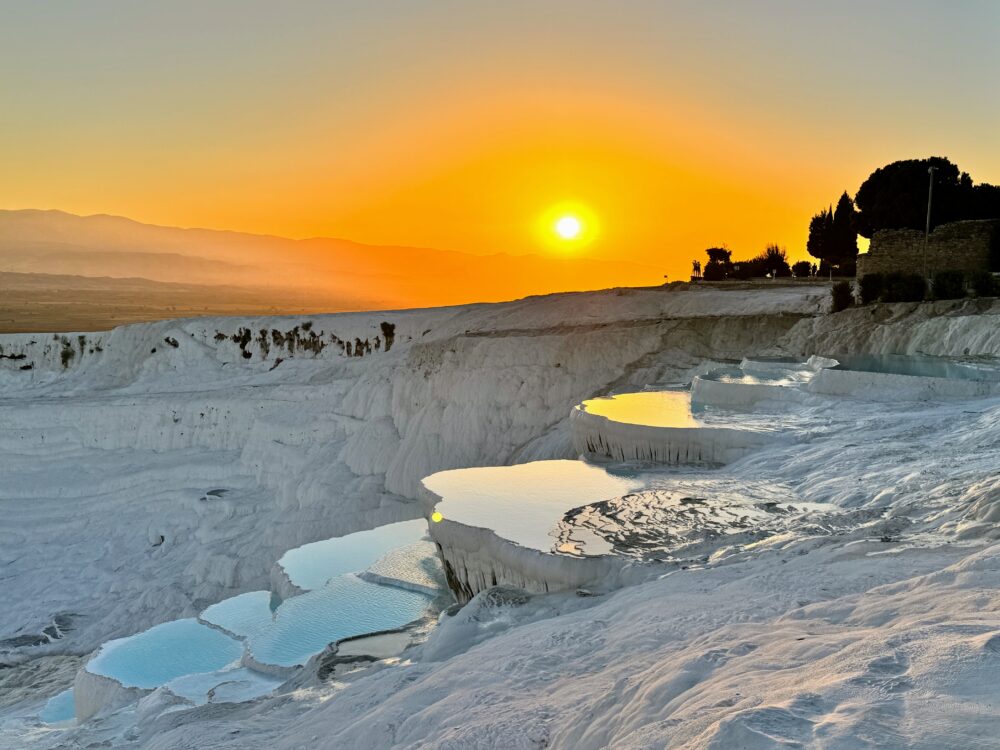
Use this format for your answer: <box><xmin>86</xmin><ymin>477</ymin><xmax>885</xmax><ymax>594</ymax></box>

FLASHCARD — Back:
<box><xmin>857</xmin><ymin>219</ymin><xmax>999</xmax><ymax>278</ymax></box>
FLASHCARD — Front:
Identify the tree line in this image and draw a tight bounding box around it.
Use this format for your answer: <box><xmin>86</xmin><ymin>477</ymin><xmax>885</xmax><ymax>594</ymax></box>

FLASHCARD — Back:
<box><xmin>691</xmin><ymin>156</ymin><xmax>1000</xmax><ymax>281</ymax></box>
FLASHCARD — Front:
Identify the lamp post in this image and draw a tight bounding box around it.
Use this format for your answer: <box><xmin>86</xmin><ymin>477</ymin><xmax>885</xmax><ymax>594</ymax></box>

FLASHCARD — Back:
<box><xmin>924</xmin><ymin>165</ymin><xmax>937</xmax><ymax>279</ymax></box>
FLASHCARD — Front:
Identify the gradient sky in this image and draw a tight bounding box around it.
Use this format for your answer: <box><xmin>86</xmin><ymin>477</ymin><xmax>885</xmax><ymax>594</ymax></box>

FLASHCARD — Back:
<box><xmin>2</xmin><ymin>1</ymin><xmax>998</xmax><ymax>281</ymax></box>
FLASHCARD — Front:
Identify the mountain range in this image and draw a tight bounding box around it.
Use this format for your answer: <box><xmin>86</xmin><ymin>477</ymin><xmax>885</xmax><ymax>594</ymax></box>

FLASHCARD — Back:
<box><xmin>0</xmin><ymin>209</ymin><xmax>661</xmax><ymax>312</ymax></box>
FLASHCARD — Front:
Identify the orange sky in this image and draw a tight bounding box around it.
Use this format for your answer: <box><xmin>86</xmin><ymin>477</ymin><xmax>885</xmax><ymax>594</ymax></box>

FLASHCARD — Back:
<box><xmin>1</xmin><ymin>2</ymin><xmax>998</xmax><ymax>290</ymax></box>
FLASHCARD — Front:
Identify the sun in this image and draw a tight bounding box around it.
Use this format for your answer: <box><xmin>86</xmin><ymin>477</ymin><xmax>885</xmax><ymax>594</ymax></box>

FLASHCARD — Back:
<box><xmin>554</xmin><ymin>215</ymin><xmax>583</xmax><ymax>240</ymax></box>
<box><xmin>538</xmin><ymin>202</ymin><xmax>599</xmax><ymax>251</ymax></box>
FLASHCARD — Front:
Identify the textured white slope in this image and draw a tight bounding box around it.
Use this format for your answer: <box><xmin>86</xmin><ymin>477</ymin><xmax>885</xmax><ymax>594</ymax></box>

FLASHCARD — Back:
<box><xmin>0</xmin><ymin>286</ymin><xmax>822</xmax><ymax>663</ymax></box>
<box><xmin>33</xmin><ymin>387</ymin><xmax>999</xmax><ymax>750</ymax></box>
<box><xmin>781</xmin><ymin>297</ymin><xmax>1000</xmax><ymax>358</ymax></box>
<box><xmin>7</xmin><ymin>285</ymin><xmax>1000</xmax><ymax>749</ymax></box>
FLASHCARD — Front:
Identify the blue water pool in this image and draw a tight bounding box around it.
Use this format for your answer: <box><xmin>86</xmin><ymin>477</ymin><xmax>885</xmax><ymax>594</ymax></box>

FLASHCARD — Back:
<box><xmin>86</xmin><ymin>619</ymin><xmax>243</xmax><ymax>689</ymax></box>
<box><xmin>200</xmin><ymin>591</ymin><xmax>274</xmax><ymax>640</ymax></box>
<box><xmin>831</xmin><ymin>354</ymin><xmax>1000</xmax><ymax>382</ymax></box>
<box><xmin>276</xmin><ymin>519</ymin><xmax>429</xmax><ymax>590</ymax></box>
<box><xmin>247</xmin><ymin>574</ymin><xmax>432</xmax><ymax>667</ymax></box>
<box><xmin>38</xmin><ymin>688</ymin><xmax>75</xmax><ymax>724</ymax></box>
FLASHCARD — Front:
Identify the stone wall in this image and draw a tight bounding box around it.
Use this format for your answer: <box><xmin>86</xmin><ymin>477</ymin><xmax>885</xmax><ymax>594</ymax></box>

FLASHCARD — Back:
<box><xmin>857</xmin><ymin>219</ymin><xmax>999</xmax><ymax>278</ymax></box>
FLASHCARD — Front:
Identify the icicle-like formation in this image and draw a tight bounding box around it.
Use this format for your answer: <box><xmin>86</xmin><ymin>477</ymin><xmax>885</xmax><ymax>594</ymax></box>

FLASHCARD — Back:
<box><xmin>569</xmin><ymin>406</ymin><xmax>778</xmax><ymax>465</ymax></box>
<box><xmin>427</xmin><ymin>517</ymin><xmax>630</xmax><ymax>603</ymax></box>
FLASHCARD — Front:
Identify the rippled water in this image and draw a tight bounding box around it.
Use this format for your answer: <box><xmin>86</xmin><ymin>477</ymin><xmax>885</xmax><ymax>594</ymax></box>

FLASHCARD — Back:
<box><xmin>247</xmin><ymin>575</ymin><xmax>432</xmax><ymax>667</ymax></box>
<box><xmin>201</xmin><ymin>591</ymin><xmax>275</xmax><ymax>639</ymax></box>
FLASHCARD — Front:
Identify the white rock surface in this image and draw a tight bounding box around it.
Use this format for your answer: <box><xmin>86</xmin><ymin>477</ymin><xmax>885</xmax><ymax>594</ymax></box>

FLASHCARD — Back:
<box><xmin>10</xmin><ymin>286</ymin><xmax>1000</xmax><ymax>749</ymax></box>
<box><xmin>807</xmin><ymin>366</ymin><xmax>1000</xmax><ymax>400</ymax></box>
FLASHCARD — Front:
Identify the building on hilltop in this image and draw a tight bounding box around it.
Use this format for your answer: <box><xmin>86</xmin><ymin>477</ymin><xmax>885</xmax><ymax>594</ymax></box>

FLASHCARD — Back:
<box><xmin>857</xmin><ymin>219</ymin><xmax>999</xmax><ymax>278</ymax></box>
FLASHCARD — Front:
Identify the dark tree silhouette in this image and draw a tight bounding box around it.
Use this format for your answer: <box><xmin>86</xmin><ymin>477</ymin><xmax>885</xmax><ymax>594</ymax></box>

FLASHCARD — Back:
<box><xmin>807</xmin><ymin>207</ymin><xmax>833</xmax><ymax>264</ymax></box>
<box><xmin>727</xmin><ymin>244</ymin><xmax>791</xmax><ymax>280</ymax></box>
<box><xmin>757</xmin><ymin>244</ymin><xmax>791</xmax><ymax>277</ymax></box>
<box><xmin>854</xmin><ymin>156</ymin><xmax>1000</xmax><ymax>238</ymax></box>
<box><xmin>702</xmin><ymin>247</ymin><xmax>732</xmax><ymax>280</ymax></box>
<box><xmin>832</xmin><ymin>192</ymin><xmax>858</xmax><ymax>274</ymax></box>
<box><xmin>807</xmin><ymin>192</ymin><xmax>858</xmax><ymax>274</ymax></box>
<box><xmin>792</xmin><ymin>260</ymin><xmax>812</xmax><ymax>278</ymax></box>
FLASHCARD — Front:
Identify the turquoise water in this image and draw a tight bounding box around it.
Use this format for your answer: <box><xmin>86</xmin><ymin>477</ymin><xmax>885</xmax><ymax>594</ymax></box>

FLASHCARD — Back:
<box><xmin>86</xmin><ymin>619</ymin><xmax>243</xmax><ymax>689</ymax></box>
<box><xmin>276</xmin><ymin>519</ymin><xmax>428</xmax><ymax>590</ymax></box>
<box><xmin>247</xmin><ymin>574</ymin><xmax>432</xmax><ymax>667</ymax></box>
<box><xmin>81</xmin><ymin>520</ymin><xmax>440</xmax><ymax>708</ymax></box>
<box><xmin>38</xmin><ymin>688</ymin><xmax>75</xmax><ymax>723</ymax></box>
<box><xmin>200</xmin><ymin>591</ymin><xmax>274</xmax><ymax>639</ymax></box>
<box><xmin>832</xmin><ymin>354</ymin><xmax>1000</xmax><ymax>382</ymax></box>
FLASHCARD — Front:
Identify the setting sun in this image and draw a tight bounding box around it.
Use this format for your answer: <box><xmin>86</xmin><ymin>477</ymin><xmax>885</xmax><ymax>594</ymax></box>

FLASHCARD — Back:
<box><xmin>554</xmin><ymin>216</ymin><xmax>582</xmax><ymax>240</ymax></box>
<box><xmin>538</xmin><ymin>202</ymin><xmax>600</xmax><ymax>251</ymax></box>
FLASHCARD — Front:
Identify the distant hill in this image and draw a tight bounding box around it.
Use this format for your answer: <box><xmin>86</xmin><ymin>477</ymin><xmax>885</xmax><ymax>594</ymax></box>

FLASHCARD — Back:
<box><xmin>0</xmin><ymin>209</ymin><xmax>661</xmax><ymax>310</ymax></box>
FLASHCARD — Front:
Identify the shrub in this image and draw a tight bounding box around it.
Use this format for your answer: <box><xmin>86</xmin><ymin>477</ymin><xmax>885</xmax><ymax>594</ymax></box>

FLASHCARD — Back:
<box><xmin>883</xmin><ymin>272</ymin><xmax>927</xmax><ymax>303</ymax></box>
<box><xmin>792</xmin><ymin>260</ymin><xmax>812</xmax><ymax>278</ymax></box>
<box><xmin>380</xmin><ymin>321</ymin><xmax>396</xmax><ymax>352</ymax></box>
<box><xmin>931</xmin><ymin>270</ymin><xmax>966</xmax><ymax>300</ymax></box>
<box><xmin>858</xmin><ymin>273</ymin><xmax>885</xmax><ymax>305</ymax></box>
<box><xmin>702</xmin><ymin>262</ymin><xmax>728</xmax><ymax>281</ymax></box>
<box><xmin>831</xmin><ymin>281</ymin><xmax>854</xmax><ymax>312</ymax></box>
<box><xmin>970</xmin><ymin>271</ymin><xmax>998</xmax><ymax>298</ymax></box>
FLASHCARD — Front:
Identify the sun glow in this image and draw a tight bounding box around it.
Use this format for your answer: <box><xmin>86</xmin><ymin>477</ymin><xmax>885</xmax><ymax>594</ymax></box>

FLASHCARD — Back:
<box><xmin>538</xmin><ymin>202</ymin><xmax>600</xmax><ymax>251</ymax></box>
<box><xmin>554</xmin><ymin>215</ymin><xmax>582</xmax><ymax>240</ymax></box>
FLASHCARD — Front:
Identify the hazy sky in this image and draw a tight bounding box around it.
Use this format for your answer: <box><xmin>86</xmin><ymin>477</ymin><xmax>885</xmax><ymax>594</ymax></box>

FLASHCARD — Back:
<box><xmin>2</xmin><ymin>1</ymin><xmax>998</xmax><ymax>279</ymax></box>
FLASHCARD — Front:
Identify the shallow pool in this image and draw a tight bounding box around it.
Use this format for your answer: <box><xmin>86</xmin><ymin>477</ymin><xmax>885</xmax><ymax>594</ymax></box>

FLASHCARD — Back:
<box><xmin>831</xmin><ymin>354</ymin><xmax>1000</xmax><ymax>382</ymax></box>
<box><xmin>38</xmin><ymin>688</ymin><xmax>75</xmax><ymax>724</ymax></box>
<box><xmin>247</xmin><ymin>575</ymin><xmax>433</xmax><ymax>667</ymax></box>
<box><xmin>361</xmin><ymin>540</ymin><xmax>445</xmax><ymax>594</ymax></box>
<box><xmin>164</xmin><ymin>667</ymin><xmax>284</xmax><ymax>706</ymax></box>
<box><xmin>578</xmin><ymin>391</ymin><xmax>698</xmax><ymax>428</ymax></box>
<box><xmin>200</xmin><ymin>591</ymin><xmax>274</xmax><ymax>640</ymax></box>
<box><xmin>423</xmin><ymin>460</ymin><xmax>647</xmax><ymax>554</ymax></box>
<box><xmin>86</xmin><ymin>619</ymin><xmax>243</xmax><ymax>689</ymax></box>
<box><xmin>276</xmin><ymin>519</ymin><xmax>429</xmax><ymax>591</ymax></box>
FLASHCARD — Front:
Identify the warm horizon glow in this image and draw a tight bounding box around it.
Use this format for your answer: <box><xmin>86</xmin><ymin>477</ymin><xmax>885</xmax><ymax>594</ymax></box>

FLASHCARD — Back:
<box><xmin>0</xmin><ymin>1</ymin><xmax>997</xmax><ymax>301</ymax></box>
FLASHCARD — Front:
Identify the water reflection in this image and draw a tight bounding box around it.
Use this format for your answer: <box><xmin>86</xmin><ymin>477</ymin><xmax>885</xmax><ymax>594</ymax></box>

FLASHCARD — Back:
<box><xmin>580</xmin><ymin>391</ymin><xmax>698</xmax><ymax>428</ymax></box>
<box><xmin>276</xmin><ymin>519</ymin><xmax>428</xmax><ymax>591</ymax></box>
<box><xmin>423</xmin><ymin>460</ymin><xmax>646</xmax><ymax>554</ymax></box>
